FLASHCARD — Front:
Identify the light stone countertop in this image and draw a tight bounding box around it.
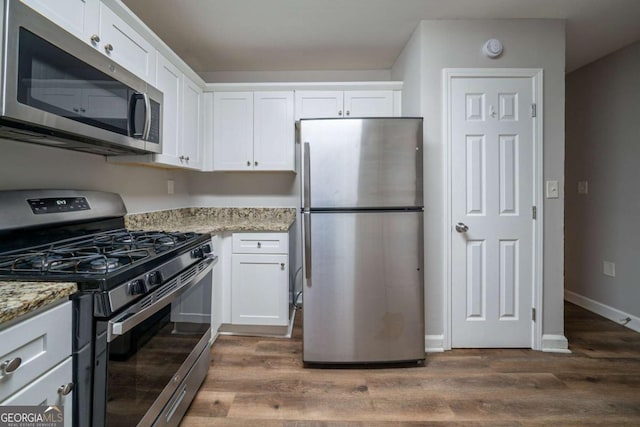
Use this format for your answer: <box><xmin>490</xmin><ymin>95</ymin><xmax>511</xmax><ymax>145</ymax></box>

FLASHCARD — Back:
<box><xmin>125</xmin><ymin>207</ymin><xmax>297</xmax><ymax>234</ymax></box>
<box><xmin>0</xmin><ymin>282</ymin><xmax>77</xmax><ymax>327</ymax></box>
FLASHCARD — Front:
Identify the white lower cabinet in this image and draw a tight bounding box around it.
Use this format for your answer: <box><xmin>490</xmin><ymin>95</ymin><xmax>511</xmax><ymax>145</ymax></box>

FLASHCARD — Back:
<box><xmin>1</xmin><ymin>358</ymin><xmax>73</xmax><ymax>426</ymax></box>
<box><xmin>0</xmin><ymin>301</ymin><xmax>73</xmax><ymax>426</ymax></box>
<box><xmin>229</xmin><ymin>232</ymin><xmax>290</xmax><ymax>327</ymax></box>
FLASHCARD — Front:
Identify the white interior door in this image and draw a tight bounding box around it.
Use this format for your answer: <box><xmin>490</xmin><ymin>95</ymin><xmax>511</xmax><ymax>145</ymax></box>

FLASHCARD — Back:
<box><xmin>451</xmin><ymin>76</ymin><xmax>535</xmax><ymax>348</ymax></box>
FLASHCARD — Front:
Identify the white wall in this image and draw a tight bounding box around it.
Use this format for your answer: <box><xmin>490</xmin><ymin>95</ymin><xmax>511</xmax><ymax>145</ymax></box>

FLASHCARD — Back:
<box><xmin>0</xmin><ymin>139</ymin><xmax>191</xmax><ymax>213</ymax></box>
<box><xmin>390</xmin><ymin>24</ymin><xmax>423</xmax><ymax>116</ymax></box>
<box><xmin>391</xmin><ymin>19</ymin><xmax>567</xmax><ymax>348</ymax></box>
<box><xmin>565</xmin><ymin>41</ymin><xmax>640</xmax><ymax>319</ymax></box>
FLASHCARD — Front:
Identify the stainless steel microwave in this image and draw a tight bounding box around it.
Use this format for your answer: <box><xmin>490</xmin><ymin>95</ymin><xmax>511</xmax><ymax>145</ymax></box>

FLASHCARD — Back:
<box><xmin>0</xmin><ymin>0</ymin><xmax>162</xmax><ymax>155</ymax></box>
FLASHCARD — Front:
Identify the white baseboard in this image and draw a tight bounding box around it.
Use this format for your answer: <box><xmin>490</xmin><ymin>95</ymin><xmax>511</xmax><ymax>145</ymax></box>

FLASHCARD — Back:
<box><xmin>565</xmin><ymin>290</ymin><xmax>640</xmax><ymax>333</ymax></box>
<box><xmin>425</xmin><ymin>334</ymin><xmax>445</xmax><ymax>353</ymax></box>
<box><xmin>541</xmin><ymin>334</ymin><xmax>571</xmax><ymax>353</ymax></box>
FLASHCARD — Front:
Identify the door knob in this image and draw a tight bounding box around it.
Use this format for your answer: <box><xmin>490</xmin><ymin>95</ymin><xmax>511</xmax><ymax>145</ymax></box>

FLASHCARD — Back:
<box><xmin>104</xmin><ymin>44</ymin><xmax>114</xmax><ymax>53</ymax></box>
<box><xmin>455</xmin><ymin>222</ymin><xmax>469</xmax><ymax>233</ymax></box>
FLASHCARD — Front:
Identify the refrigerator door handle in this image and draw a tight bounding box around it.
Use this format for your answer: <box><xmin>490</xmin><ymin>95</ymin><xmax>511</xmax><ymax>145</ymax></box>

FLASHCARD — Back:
<box><xmin>303</xmin><ymin>142</ymin><xmax>311</xmax><ymax>209</ymax></box>
<box><xmin>303</xmin><ymin>212</ymin><xmax>311</xmax><ymax>280</ymax></box>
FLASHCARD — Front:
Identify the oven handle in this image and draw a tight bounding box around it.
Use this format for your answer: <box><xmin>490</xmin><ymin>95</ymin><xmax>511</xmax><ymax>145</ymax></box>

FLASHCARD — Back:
<box><xmin>107</xmin><ymin>257</ymin><xmax>215</xmax><ymax>342</ymax></box>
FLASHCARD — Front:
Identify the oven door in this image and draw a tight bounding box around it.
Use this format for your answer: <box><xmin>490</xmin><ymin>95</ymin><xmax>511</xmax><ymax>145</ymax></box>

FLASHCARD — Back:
<box><xmin>93</xmin><ymin>260</ymin><xmax>213</xmax><ymax>427</ymax></box>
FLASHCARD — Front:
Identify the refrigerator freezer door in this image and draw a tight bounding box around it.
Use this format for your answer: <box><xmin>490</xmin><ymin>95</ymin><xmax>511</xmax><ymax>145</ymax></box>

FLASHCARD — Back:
<box><xmin>301</xmin><ymin>118</ymin><xmax>423</xmax><ymax>209</ymax></box>
<box><xmin>302</xmin><ymin>211</ymin><xmax>425</xmax><ymax>363</ymax></box>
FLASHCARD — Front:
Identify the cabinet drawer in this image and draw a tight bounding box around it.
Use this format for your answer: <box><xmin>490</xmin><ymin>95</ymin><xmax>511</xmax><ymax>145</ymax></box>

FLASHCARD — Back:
<box><xmin>1</xmin><ymin>357</ymin><xmax>73</xmax><ymax>427</ymax></box>
<box><xmin>0</xmin><ymin>301</ymin><xmax>72</xmax><ymax>402</ymax></box>
<box><xmin>232</xmin><ymin>233</ymin><xmax>288</xmax><ymax>254</ymax></box>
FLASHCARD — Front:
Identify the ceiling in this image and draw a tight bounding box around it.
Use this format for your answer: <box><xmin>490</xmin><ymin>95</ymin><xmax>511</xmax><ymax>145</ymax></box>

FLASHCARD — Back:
<box><xmin>122</xmin><ymin>0</ymin><xmax>640</xmax><ymax>75</ymax></box>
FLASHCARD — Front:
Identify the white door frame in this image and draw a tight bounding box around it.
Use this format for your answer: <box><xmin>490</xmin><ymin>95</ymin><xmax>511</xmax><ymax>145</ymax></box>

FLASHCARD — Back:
<box><xmin>442</xmin><ymin>68</ymin><xmax>544</xmax><ymax>350</ymax></box>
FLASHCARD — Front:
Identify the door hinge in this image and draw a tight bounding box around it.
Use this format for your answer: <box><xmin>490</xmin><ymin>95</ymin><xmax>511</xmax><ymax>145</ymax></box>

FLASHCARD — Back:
<box><xmin>532</xmin><ymin>206</ymin><xmax>537</xmax><ymax>219</ymax></box>
<box><xmin>531</xmin><ymin>103</ymin><xmax>537</xmax><ymax>118</ymax></box>
<box><xmin>532</xmin><ymin>307</ymin><xmax>537</xmax><ymax>322</ymax></box>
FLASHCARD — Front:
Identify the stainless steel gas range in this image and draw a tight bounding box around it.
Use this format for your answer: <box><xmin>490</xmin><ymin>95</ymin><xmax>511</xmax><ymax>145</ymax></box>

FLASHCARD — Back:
<box><xmin>0</xmin><ymin>190</ymin><xmax>217</xmax><ymax>427</ymax></box>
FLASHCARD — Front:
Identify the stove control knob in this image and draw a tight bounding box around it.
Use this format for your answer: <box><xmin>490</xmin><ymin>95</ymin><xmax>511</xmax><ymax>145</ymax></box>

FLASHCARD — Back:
<box><xmin>147</xmin><ymin>271</ymin><xmax>163</xmax><ymax>288</ymax></box>
<box><xmin>127</xmin><ymin>279</ymin><xmax>146</xmax><ymax>295</ymax></box>
<box><xmin>191</xmin><ymin>247</ymin><xmax>204</xmax><ymax>259</ymax></box>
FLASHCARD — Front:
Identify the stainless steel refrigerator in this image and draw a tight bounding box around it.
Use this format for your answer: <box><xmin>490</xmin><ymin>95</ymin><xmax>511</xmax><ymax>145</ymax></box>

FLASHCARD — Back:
<box><xmin>300</xmin><ymin>117</ymin><xmax>425</xmax><ymax>364</ymax></box>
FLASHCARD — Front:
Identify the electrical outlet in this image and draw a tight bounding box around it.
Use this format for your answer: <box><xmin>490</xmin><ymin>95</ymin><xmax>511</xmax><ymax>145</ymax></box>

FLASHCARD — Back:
<box><xmin>167</xmin><ymin>179</ymin><xmax>175</xmax><ymax>195</ymax></box>
<box><xmin>603</xmin><ymin>261</ymin><xmax>616</xmax><ymax>277</ymax></box>
<box><xmin>546</xmin><ymin>180</ymin><xmax>559</xmax><ymax>198</ymax></box>
<box><xmin>577</xmin><ymin>181</ymin><xmax>588</xmax><ymax>195</ymax></box>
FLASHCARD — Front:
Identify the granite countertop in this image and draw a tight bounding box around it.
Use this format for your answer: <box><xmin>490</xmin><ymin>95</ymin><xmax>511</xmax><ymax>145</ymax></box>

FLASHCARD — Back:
<box><xmin>125</xmin><ymin>207</ymin><xmax>296</xmax><ymax>234</ymax></box>
<box><xmin>0</xmin><ymin>282</ymin><xmax>77</xmax><ymax>327</ymax></box>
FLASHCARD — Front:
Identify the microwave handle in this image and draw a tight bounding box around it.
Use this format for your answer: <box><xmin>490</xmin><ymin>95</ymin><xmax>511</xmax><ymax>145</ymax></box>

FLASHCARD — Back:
<box><xmin>142</xmin><ymin>93</ymin><xmax>151</xmax><ymax>140</ymax></box>
<box><xmin>129</xmin><ymin>92</ymin><xmax>145</xmax><ymax>138</ymax></box>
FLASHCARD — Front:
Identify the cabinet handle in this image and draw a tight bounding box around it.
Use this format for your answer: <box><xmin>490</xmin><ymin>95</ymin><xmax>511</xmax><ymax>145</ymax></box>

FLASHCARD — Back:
<box><xmin>338</xmin><ymin>110</ymin><xmax>343</xmax><ymax>116</ymax></box>
<box><xmin>254</xmin><ymin>161</ymin><xmax>258</xmax><ymax>166</ymax></box>
<box><xmin>346</xmin><ymin>110</ymin><xmax>350</xmax><ymax>116</ymax></box>
<box><xmin>247</xmin><ymin>161</ymin><xmax>251</xmax><ymax>167</ymax></box>
<box><xmin>80</xmin><ymin>108</ymin><xmax>86</xmax><ymax>113</ymax></box>
<box><xmin>58</xmin><ymin>382</ymin><xmax>74</xmax><ymax>396</ymax></box>
<box><xmin>179</xmin><ymin>155</ymin><xmax>185</xmax><ymax>160</ymax></box>
<box><xmin>257</xmin><ymin>242</ymin><xmax>261</xmax><ymax>249</ymax></box>
<box><xmin>0</xmin><ymin>357</ymin><xmax>22</xmax><ymax>375</ymax></box>
<box><xmin>280</xmin><ymin>263</ymin><xmax>285</xmax><ymax>270</ymax></box>
<box><xmin>73</xmin><ymin>108</ymin><xmax>79</xmax><ymax>113</ymax></box>
<box><xmin>90</xmin><ymin>34</ymin><xmax>100</xmax><ymax>44</ymax></box>
<box><xmin>185</xmin><ymin>156</ymin><xmax>190</xmax><ymax>161</ymax></box>
<box><xmin>104</xmin><ymin>44</ymin><xmax>114</xmax><ymax>53</ymax></box>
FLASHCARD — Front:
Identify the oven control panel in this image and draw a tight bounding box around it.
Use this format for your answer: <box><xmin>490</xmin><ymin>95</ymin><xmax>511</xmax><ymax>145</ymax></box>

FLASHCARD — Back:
<box><xmin>27</xmin><ymin>197</ymin><xmax>90</xmax><ymax>214</ymax></box>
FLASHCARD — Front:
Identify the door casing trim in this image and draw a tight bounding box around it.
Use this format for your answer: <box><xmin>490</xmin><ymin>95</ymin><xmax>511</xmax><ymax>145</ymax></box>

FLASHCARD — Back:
<box><xmin>442</xmin><ymin>68</ymin><xmax>544</xmax><ymax>350</ymax></box>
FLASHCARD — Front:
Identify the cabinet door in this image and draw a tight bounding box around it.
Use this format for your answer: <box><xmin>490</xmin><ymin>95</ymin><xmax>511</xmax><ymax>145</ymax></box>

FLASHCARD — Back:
<box><xmin>1</xmin><ymin>358</ymin><xmax>73</xmax><ymax>427</ymax></box>
<box><xmin>294</xmin><ymin>91</ymin><xmax>343</xmax><ymax>120</ymax></box>
<box><xmin>0</xmin><ymin>302</ymin><xmax>71</xmax><ymax>402</ymax></box>
<box><xmin>344</xmin><ymin>90</ymin><xmax>394</xmax><ymax>117</ymax></box>
<box><xmin>181</xmin><ymin>75</ymin><xmax>203</xmax><ymax>169</ymax></box>
<box><xmin>254</xmin><ymin>91</ymin><xmax>295</xmax><ymax>171</ymax></box>
<box><xmin>155</xmin><ymin>54</ymin><xmax>182</xmax><ymax>164</ymax></box>
<box><xmin>21</xmin><ymin>0</ymin><xmax>99</xmax><ymax>45</ymax></box>
<box><xmin>99</xmin><ymin>3</ymin><xmax>156</xmax><ymax>84</ymax></box>
<box><xmin>212</xmin><ymin>92</ymin><xmax>254</xmax><ymax>171</ymax></box>
<box><xmin>231</xmin><ymin>254</ymin><xmax>288</xmax><ymax>326</ymax></box>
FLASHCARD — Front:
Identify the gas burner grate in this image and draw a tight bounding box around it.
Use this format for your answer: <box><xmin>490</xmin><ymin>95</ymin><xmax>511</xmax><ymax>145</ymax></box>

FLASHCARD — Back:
<box><xmin>0</xmin><ymin>229</ymin><xmax>200</xmax><ymax>276</ymax></box>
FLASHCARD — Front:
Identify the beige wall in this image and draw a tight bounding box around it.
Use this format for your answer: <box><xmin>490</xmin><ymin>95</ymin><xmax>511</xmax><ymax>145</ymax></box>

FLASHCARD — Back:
<box><xmin>565</xmin><ymin>41</ymin><xmax>640</xmax><ymax>327</ymax></box>
<box><xmin>392</xmin><ymin>19</ymin><xmax>567</xmax><ymax>349</ymax></box>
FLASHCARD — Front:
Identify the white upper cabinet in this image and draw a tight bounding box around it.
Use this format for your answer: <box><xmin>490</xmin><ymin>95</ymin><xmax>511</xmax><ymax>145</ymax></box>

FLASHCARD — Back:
<box><xmin>344</xmin><ymin>90</ymin><xmax>394</xmax><ymax>117</ymax></box>
<box><xmin>181</xmin><ymin>75</ymin><xmax>204</xmax><ymax>169</ymax></box>
<box><xmin>295</xmin><ymin>90</ymin><xmax>397</xmax><ymax>119</ymax></box>
<box><xmin>253</xmin><ymin>91</ymin><xmax>295</xmax><ymax>171</ymax></box>
<box><xmin>294</xmin><ymin>90</ymin><xmax>343</xmax><ymax>119</ymax></box>
<box><xmin>98</xmin><ymin>3</ymin><xmax>156</xmax><ymax>85</ymax></box>
<box><xmin>212</xmin><ymin>92</ymin><xmax>254</xmax><ymax>171</ymax></box>
<box><xmin>154</xmin><ymin>54</ymin><xmax>182</xmax><ymax>163</ymax></box>
<box><xmin>212</xmin><ymin>91</ymin><xmax>295</xmax><ymax>172</ymax></box>
<box><xmin>20</xmin><ymin>0</ymin><xmax>99</xmax><ymax>44</ymax></box>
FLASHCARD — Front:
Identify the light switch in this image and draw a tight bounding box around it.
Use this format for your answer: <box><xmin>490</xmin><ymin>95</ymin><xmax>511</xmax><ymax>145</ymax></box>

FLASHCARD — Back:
<box><xmin>603</xmin><ymin>261</ymin><xmax>616</xmax><ymax>277</ymax></box>
<box><xmin>577</xmin><ymin>181</ymin><xmax>588</xmax><ymax>195</ymax></box>
<box><xmin>546</xmin><ymin>180</ymin><xmax>559</xmax><ymax>199</ymax></box>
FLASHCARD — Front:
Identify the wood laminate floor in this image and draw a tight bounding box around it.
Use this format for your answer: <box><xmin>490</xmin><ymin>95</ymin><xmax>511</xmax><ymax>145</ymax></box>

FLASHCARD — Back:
<box><xmin>181</xmin><ymin>303</ymin><xmax>640</xmax><ymax>426</ymax></box>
